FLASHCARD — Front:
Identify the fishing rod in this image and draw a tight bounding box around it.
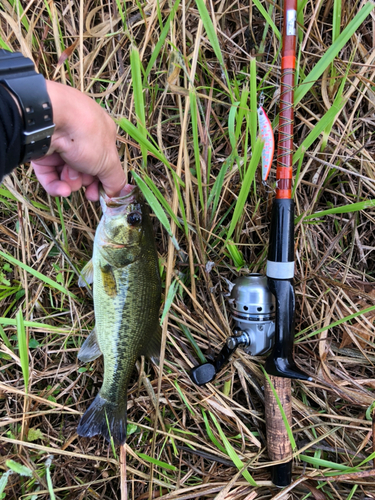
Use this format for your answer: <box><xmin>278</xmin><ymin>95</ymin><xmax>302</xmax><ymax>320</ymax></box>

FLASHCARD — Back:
<box><xmin>190</xmin><ymin>0</ymin><xmax>312</xmax><ymax>487</ymax></box>
<box><xmin>263</xmin><ymin>0</ymin><xmax>312</xmax><ymax>486</ymax></box>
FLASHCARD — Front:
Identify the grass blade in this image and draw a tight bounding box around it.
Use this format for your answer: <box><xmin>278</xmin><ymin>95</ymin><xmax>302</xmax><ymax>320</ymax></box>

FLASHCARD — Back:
<box><xmin>228</xmin><ymin>102</ymin><xmax>238</xmax><ymax>153</ymax></box>
<box><xmin>293</xmin><ymin>94</ymin><xmax>346</xmax><ymax>164</ymax></box>
<box><xmin>137</xmin><ymin>452</ymin><xmax>177</xmax><ymax>471</ymax></box>
<box><xmin>5</xmin><ymin>460</ymin><xmax>32</xmax><ymax>477</ymax></box>
<box><xmin>303</xmin><ymin>199</ymin><xmax>375</xmax><ymax>220</ymax></box>
<box><xmin>0</xmin><ymin>324</ymin><xmax>11</xmax><ymax>349</ymax></box>
<box><xmin>0</xmin><ymin>39</ymin><xmax>10</xmax><ymax>50</ymax></box>
<box><xmin>130</xmin><ymin>46</ymin><xmax>147</xmax><ymax>164</ymax></box>
<box><xmin>118</xmin><ymin>118</ymin><xmax>185</xmax><ymax>189</ymax></box>
<box><xmin>299</xmin><ymin>454</ymin><xmax>359</xmax><ymax>472</ymax></box>
<box><xmin>118</xmin><ymin>118</ymin><xmax>170</xmax><ymax>169</ymax></box>
<box><xmin>178</xmin><ymin>321</ymin><xmax>206</xmax><ymax>363</ymax></box>
<box><xmin>235</xmin><ymin>85</ymin><xmax>249</xmax><ymax>141</ymax></box>
<box><xmin>226</xmin><ymin>138</ymin><xmax>262</xmax><ymax>242</ymax></box>
<box><xmin>201</xmin><ymin>409</ymin><xmax>226</xmax><ymax>453</ymax></box>
<box><xmin>297</xmin><ymin>303</ymin><xmax>375</xmax><ymax>341</ymax></box>
<box><xmin>209</xmin><ymin>412</ymin><xmax>258</xmax><ymax>486</ymax></box>
<box><xmin>249</xmin><ymin>57</ymin><xmax>257</xmax><ymax>152</ymax></box>
<box><xmin>190</xmin><ymin>90</ymin><xmax>204</xmax><ymax>212</ymax></box>
<box><xmin>55</xmin><ymin>197</ymin><xmax>69</xmax><ymax>252</ymax></box>
<box><xmin>144</xmin><ymin>0</ymin><xmax>181</xmax><ymax>79</ymax></box>
<box><xmin>45</xmin><ymin>456</ymin><xmax>56</xmax><ymax>500</ymax></box>
<box><xmin>251</xmin><ymin>0</ymin><xmax>280</xmax><ymax>40</ymax></box>
<box><xmin>0</xmin><ymin>250</ymin><xmax>75</xmax><ymax>299</ymax></box>
<box><xmin>330</xmin><ymin>0</ymin><xmax>342</xmax><ymax>88</ymax></box>
<box><xmin>295</xmin><ymin>2</ymin><xmax>374</xmax><ymax>105</ymax></box>
<box><xmin>262</xmin><ymin>368</ymin><xmax>296</xmax><ymax>450</ymax></box>
<box><xmin>194</xmin><ymin>0</ymin><xmax>223</xmax><ymax>67</ymax></box>
<box><xmin>160</xmin><ymin>279</ymin><xmax>178</xmax><ymax>325</ymax></box>
<box><xmin>194</xmin><ymin>0</ymin><xmax>233</xmax><ymax>102</ymax></box>
<box><xmin>0</xmin><ymin>470</ymin><xmax>13</xmax><ymax>496</ymax></box>
<box><xmin>226</xmin><ymin>240</ymin><xmax>245</xmax><ymax>269</ymax></box>
<box><xmin>16</xmin><ymin>308</ymin><xmax>29</xmax><ymax>392</ymax></box>
<box><xmin>207</xmin><ymin>156</ymin><xmax>232</xmax><ymax>217</ymax></box>
<box><xmin>142</xmin><ymin>174</ymin><xmax>182</xmax><ymax>229</ymax></box>
<box><xmin>174</xmin><ymin>380</ymin><xmax>194</xmax><ymax>416</ymax></box>
<box><xmin>0</xmin><ymin>317</ymin><xmax>69</xmax><ymax>331</ymax></box>
<box><xmin>132</xmin><ymin>171</ymin><xmax>181</xmax><ymax>251</ymax></box>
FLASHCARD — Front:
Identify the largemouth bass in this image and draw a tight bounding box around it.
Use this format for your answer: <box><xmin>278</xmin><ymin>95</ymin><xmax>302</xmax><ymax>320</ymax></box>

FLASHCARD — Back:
<box><xmin>77</xmin><ymin>185</ymin><xmax>161</xmax><ymax>445</ymax></box>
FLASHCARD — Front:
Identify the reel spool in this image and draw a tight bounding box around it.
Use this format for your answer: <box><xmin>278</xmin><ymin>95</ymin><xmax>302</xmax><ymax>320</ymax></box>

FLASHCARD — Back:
<box><xmin>229</xmin><ymin>274</ymin><xmax>275</xmax><ymax>356</ymax></box>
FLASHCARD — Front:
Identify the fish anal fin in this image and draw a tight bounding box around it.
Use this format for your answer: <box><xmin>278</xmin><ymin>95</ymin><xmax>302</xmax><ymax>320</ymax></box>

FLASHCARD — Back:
<box><xmin>78</xmin><ymin>259</ymin><xmax>94</xmax><ymax>288</ymax></box>
<box><xmin>141</xmin><ymin>325</ymin><xmax>162</xmax><ymax>364</ymax></box>
<box><xmin>100</xmin><ymin>264</ymin><xmax>117</xmax><ymax>298</ymax></box>
<box><xmin>77</xmin><ymin>392</ymin><xmax>127</xmax><ymax>445</ymax></box>
<box><xmin>78</xmin><ymin>327</ymin><xmax>102</xmax><ymax>363</ymax></box>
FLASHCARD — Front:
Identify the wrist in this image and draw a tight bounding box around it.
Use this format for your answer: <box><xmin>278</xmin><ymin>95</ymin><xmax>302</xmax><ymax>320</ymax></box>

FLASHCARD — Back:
<box><xmin>0</xmin><ymin>51</ymin><xmax>55</xmax><ymax>163</ymax></box>
<box><xmin>45</xmin><ymin>81</ymin><xmax>91</xmax><ymax>151</ymax></box>
<box><xmin>45</xmin><ymin>81</ymin><xmax>71</xmax><ymax>142</ymax></box>
<box><xmin>0</xmin><ymin>83</ymin><xmax>22</xmax><ymax>116</ymax></box>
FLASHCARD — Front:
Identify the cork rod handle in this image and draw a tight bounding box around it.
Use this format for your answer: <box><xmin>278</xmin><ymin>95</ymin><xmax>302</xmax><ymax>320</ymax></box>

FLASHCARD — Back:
<box><xmin>264</xmin><ymin>375</ymin><xmax>293</xmax><ymax>486</ymax></box>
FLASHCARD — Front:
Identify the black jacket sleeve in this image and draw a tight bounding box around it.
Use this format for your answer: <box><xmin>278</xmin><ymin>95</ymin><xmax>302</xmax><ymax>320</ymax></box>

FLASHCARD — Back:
<box><xmin>0</xmin><ymin>84</ymin><xmax>23</xmax><ymax>181</ymax></box>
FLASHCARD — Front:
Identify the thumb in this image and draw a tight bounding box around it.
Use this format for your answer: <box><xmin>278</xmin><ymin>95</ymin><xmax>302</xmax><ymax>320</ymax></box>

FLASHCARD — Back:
<box><xmin>97</xmin><ymin>159</ymin><xmax>127</xmax><ymax>198</ymax></box>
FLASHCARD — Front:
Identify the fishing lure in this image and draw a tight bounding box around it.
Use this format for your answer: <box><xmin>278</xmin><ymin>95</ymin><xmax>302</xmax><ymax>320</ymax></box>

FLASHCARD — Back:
<box><xmin>257</xmin><ymin>104</ymin><xmax>275</xmax><ymax>182</ymax></box>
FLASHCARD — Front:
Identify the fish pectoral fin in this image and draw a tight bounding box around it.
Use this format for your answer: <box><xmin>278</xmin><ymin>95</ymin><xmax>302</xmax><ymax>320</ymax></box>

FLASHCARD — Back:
<box><xmin>141</xmin><ymin>325</ymin><xmax>162</xmax><ymax>364</ymax></box>
<box><xmin>100</xmin><ymin>263</ymin><xmax>117</xmax><ymax>297</ymax></box>
<box><xmin>78</xmin><ymin>326</ymin><xmax>102</xmax><ymax>363</ymax></box>
<box><xmin>78</xmin><ymin>259</ymin><xmax>94</xmax><ymax>288</ymax></box>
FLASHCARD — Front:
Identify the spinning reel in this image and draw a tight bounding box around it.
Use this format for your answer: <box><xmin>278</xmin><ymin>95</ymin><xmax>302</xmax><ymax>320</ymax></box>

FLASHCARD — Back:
<box><xmin>191</xmin><ymin>274</ymin><xmax>274</xmax><ymax>385</ymax></box>
<box><xmin>191</xmin><ymin>273</ymin><xmax>310</xmax><ymax>386</ymax></box>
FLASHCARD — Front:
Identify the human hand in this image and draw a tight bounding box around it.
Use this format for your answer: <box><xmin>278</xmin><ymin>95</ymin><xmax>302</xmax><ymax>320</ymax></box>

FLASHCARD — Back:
<box><xmin>31</xmin><ymin>81</ymin><xmax>126</xmax><ymax>202</ymax></box>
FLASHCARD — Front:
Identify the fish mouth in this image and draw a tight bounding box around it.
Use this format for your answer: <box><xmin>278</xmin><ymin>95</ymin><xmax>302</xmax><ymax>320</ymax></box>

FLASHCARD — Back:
<box><xmin>105</xmin><ymin>242</ymin><xmax>127</xmax><ymax>249</ymax></box>
<box><xmin>100</xmin><ymin>184</ymin><xmax>140</xmax><ymax>208</ymax></box>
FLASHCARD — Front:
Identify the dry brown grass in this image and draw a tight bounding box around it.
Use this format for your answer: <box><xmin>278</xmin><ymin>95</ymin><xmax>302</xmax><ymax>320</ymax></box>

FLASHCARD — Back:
<box><xmin>1</xmin><ymin>0</ymin><xmax>375</xmax><ymax>499</ymax></box>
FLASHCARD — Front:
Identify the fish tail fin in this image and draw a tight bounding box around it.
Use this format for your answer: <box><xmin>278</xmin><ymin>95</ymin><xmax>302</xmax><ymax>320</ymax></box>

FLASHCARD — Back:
<box><xmin>77</xmin><ymin>393</ymin><xmax>127</xmax><ymax>445</ymax></box>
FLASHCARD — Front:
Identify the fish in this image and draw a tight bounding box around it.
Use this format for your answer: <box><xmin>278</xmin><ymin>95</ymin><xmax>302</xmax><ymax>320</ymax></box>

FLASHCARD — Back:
<box><xmin>76</xmin><ymin>185</ymin><xmax>161</xmax><ymax>445</ymax></box>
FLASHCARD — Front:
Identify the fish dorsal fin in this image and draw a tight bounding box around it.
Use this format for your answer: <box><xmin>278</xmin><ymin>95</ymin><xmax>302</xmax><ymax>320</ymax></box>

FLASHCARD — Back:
<box><xmin>100</xmin><ymin>264</ymin><xmax>117</xmax><ymax>298</ymax></box>
<box><xmin>78</xmin><ymin>326</ymin><xmax>102</xmax><ymax>363</ymax></box>
<box><xmin>141</xmin><ymin>325</ymin><xmax>162</xmax><ymax>363</ymax></box>
<box><xmin>78</xmin><ymin>259</ymin><xmax>94</xmax><ymax>288</ymax></box>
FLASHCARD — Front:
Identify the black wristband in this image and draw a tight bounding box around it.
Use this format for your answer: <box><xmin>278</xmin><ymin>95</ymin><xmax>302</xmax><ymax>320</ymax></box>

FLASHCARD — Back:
<box><xmin>0</xmin><ymin>85</ymin><xmax>23</xmax><ymax>178</ymax></box>
<box><xmin>0</xmin><ymin>50</ymin><xmax>55</xmax><ymax>164</ymax></box>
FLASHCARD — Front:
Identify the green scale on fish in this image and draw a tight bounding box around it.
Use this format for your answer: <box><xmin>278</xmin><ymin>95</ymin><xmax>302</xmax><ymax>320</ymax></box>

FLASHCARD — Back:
<box><xmin>77</xmin><ymin>185</ymin><xmax>161</xmax><ymax>445</ymax></box>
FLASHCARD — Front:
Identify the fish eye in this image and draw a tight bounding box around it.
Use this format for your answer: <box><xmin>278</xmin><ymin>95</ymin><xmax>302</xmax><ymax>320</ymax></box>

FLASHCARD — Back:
<box><xmin>127</xmin><ymin>212</ymin><xmax>142</xmax><ymax>226</ymax></box>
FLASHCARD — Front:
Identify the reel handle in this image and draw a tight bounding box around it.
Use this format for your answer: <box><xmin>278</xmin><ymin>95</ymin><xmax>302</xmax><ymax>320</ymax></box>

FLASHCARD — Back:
<box><xmin>190</xmin><ymin>332</ymin><xmax>250</xmax><ymax>386</ymax></box>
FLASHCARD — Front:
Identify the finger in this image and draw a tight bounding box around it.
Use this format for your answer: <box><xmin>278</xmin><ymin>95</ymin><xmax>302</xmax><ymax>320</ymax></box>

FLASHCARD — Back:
<box><xmin>118</xmin><ymin>184</ymin><xmax>135</xmax><ymax>196</ymax></box>
<box><xmin>43</xmin><ymin>179</ymin><xmax>73</xmax><ymax>197</ymax></box>
<box><xmin>81</xmin><ymin>173</ymin><xmax>96</xmax><ymax>187</ymax></box>
<box><xmin>98</xmin><ymin>156</ymin><xmax>126</xmax><ymax>198</ymax></box>
<box><xmin>32</xmin><ymin>160</ymin><xmax>72</xmax><ymax>197</ymax></box>
<box><xmin>85</xmin><ymin>180</ymin><xmax>100</xmax><ymax>201</ymax></box>
<box><xmin>33</xmin><ymin>152</ymin><xmax>65</xmax><ymax>167</ymax></box>
<box><xmin>60</xmin><ymin>165</ymin><xmax>83</xmax><ymax>192</ymax></box>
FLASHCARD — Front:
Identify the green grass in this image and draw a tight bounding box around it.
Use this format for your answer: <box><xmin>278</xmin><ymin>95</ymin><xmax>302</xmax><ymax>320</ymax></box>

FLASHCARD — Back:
<box><xmin>1</xmin><ymin>0</ymin><xmax>375</xmax><ymax>498</ymax></box>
